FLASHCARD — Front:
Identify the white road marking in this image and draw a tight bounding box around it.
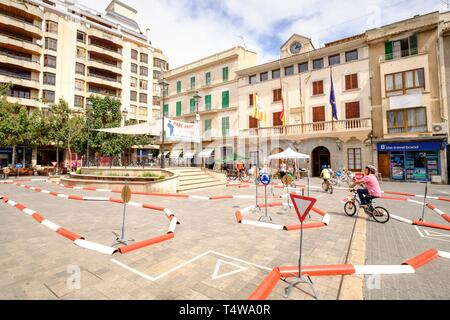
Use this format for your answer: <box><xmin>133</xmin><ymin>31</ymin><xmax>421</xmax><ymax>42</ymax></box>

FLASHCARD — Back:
<box><xmin>211</xmin><ymin>259</ymin><xmax>248</xmax><ymax>280</ymax></box>
<box><xmin>415</xmin><ymin>226</ymin><xmax>450</xmax><ymax>243</ymax></box>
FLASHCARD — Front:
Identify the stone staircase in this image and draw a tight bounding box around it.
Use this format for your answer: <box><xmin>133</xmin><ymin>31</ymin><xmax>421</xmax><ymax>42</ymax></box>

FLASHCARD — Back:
<box><xmin>173</xmin><ymin>168</ymin><xmax>225</xmax><ymax>192</ymax></box>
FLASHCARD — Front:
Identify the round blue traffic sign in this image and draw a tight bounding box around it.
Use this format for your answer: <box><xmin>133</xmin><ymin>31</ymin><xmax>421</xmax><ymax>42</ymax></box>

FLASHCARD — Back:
<box><xmin>260</xmin><ymin>173</ymin><xmax>271</xmax><ymax>186</ymax></box>
<box><xmin>15</xmin><ymin>163</ymin><xmax>23</xmax><ymax>169</ymax></box>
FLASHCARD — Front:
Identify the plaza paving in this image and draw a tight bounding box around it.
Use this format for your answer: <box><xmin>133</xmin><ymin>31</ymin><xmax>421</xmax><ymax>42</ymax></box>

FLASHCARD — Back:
<box><xmin>0</xmin><ymin>177</ymin><xmax>449</xmax><ymax>300</ymax></box>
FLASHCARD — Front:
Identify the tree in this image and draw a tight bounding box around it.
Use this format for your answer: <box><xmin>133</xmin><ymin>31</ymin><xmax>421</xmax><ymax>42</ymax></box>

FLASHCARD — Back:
<box><xmin>47</xmin><ymin>99</ymin><xmax>70</xmax><ymax>167</ymax></box>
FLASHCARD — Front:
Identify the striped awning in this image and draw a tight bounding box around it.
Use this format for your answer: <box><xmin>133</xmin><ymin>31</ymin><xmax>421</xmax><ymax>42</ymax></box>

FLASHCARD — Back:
<box><xmin>183</xmin><ymin>151</ymin><xmax>196</xmax><ymax>159</ymax></box>
<box><xmin>199</xmin><ymin>148</ymin><xmax>215</xmax><ymax>158</ymax></box>
<box><xmin>170</xmin><ymin>150</ymin><xmax>183</xmax><ymax>159</ymax></box>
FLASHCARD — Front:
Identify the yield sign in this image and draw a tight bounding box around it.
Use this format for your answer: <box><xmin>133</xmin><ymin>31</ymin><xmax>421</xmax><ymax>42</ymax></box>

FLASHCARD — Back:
<box><xmin>290</xmin><ymin>194</ymin><xmax>317</xmax><ymax>223</ymax></box>
<box><xmin>211</xmin><ymin>259</ymin><xmax>248</xmax><ymax>280</ymax></box>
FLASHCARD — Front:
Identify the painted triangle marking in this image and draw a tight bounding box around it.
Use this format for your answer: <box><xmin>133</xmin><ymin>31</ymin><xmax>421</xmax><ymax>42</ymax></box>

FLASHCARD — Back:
<box><xmin>423</xmin><ymin>229</ymin><xmax>450</xmax><ymax>238</ymax></box>
<box><xmin>211</xmin><ymin>259</ymin><xmax>248</xmax><ymax>280</ymax></box>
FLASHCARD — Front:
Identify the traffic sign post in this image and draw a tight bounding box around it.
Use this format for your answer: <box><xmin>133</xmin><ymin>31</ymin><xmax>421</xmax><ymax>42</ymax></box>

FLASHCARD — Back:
<box><xmin>284</xmin><ymin>194</ymin><xmax>319</xmax><ymax>300</ymax></box>
<box><xmin>253</xmin><ymin>167</ymin><xmax>261</xmax><ymax>213</ymax></box>
<box><xmin>112</xmin><ymin>184</ymin><xmax>134</xmax><ymax>246</ymax></box>
<box><xmin>15</xmin><ymin>163</ymin><xmax>22</xmax><ymax>178</ymax></box>
<box><xmin>259</xmin><ymin>173</ymin><xmax>272</xmax><ymax>222</ymax></box>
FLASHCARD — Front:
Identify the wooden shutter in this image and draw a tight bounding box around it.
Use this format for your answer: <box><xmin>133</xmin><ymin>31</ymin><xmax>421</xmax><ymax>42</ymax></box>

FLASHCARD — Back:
<box><xmin>409</xmin><ymin>34</ymin><xmax>418</xmax><ymax>55</ymax></box>
<box><xmin>385</xmin><ymin>41</ymin><xmax>393</xmax><ymax>60</ymax></box>
<box><xmin>249</xmin><ymin>94</ymin><xmax>254</xmax><ymax>106</ymax></box>
<box><xmin>249</xmin><ymin>116</ymin><xmax>258</xmax><ymax>129</ymax></box>
<box><xmin>313</xmin><ymin>81</ymin><xmax>323</xmax><ymax>95</ymax></box>
<box><xmin>345</xmin><ymin>74</ymin><xmax>358</xmax><ymax>90</ymax></box>
<box><xmin>345</xmin><ymin>102</ymin><xmax>360</xmax><ymax>119</ymax></box>
<box><xmin>273</xmin><ymin>89</ymin><xmax>281</xmax><ymax>102</ymax></box>
<box><xmin>313</xmin><ymin>106</ymin><xmax>325</xmax><ymax>122</ymax></box>
<box><xmin>273</xmin><ymin>112</ymin><xmax>282</xmax><ymax>126</ymax></box>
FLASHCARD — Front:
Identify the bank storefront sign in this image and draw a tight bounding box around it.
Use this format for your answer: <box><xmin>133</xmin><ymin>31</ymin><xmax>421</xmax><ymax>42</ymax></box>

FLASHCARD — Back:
<box><xmin>377</xmin><ymin>142</ymin><xmax>445</xmax><ymax>152</ymax></box>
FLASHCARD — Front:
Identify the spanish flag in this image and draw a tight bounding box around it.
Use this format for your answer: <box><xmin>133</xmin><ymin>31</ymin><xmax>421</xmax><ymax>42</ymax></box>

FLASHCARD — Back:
<box><xmin>280</xmin><ymin>89</ymin><xmax>286</xmax><ymax>125</ymax></box>
<box><xmin>252</xmin><ymin>89</ymin><xmax>267</xmax><ymax>122</ymax></box>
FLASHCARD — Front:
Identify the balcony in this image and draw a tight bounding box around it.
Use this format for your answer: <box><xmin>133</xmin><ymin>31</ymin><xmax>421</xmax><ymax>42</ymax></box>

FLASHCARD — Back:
<box><xmin>380</xmin><ymin>48</ymin><xmax>420</xmax><ymax>63</ymax></box>
<box><xmin>0</xmin><ymin>48</ymin><xmax>40</xmax><ymax>71</ymax></box>
<box><xmin>88</xmin><ymin>37</ymin><xmax>122</xmax><ymax>60</ymax></box>
<box><xmin>87</xmin><ymin>28</ymin><xmax>122</xmax><ymax>47</ymax></box>
<box><xmin>0</xmin><ymin>70</ymin><xmax>40</xmax><ymax>89</ymax></box>
<box><xmin>1</xmin><ymin>0</ymin><xmax>43</xmax><ymax>19</ymax></box>
<box><xmin>87</xmin><ymin>59</ymin><xmax>121</xmax><ymax>74</ymax></box>
<box><xmin>241</xmin><ymin>118</ymin><xmax>372</xmax><ymax>138</ymax></box>
<box><xmin>87</xmin><ymin>87</ymin><xmax>121</xmax><ymax>99</ymax></box>
<box><xmin>0</xmin><ymin>12</ymin><xmax>42</xmax><ymax>37</ymax></box>
<box><xmin>87</xmin><ymin>70</ymin><xmax>122</xmax><ymax>89</ymax></box>
<box><xmin>0</xmin><ymin>31</ymin><xmax>41</xmax><ymax>54</ymax></box>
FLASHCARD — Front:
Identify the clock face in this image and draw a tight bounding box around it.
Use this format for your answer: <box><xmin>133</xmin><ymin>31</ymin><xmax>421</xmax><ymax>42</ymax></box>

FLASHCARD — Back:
<box><xmin>290</xmin><ymin>42</ymin><xmax>302</xmax><ymax>54</ymax></box>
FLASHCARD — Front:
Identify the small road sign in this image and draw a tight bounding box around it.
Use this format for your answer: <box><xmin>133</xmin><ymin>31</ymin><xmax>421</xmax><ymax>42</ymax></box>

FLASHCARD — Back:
<box><xmin>15</xmin><ymin>163</ymin><xmax>23</xmax><ymax>169</ymax></box>
<box><xmin>260</xmin><ymin>173</ymin><xmax>271</xmax><ymax>186</ymax></box>
<box><xmin>121</xmin><ymin>185</ymin><xmax>132</xmax><ymax>203</ymax></box>
<box><xmin>290</xmin><ymin>194</ymin><xmax>317</xmax><ymax>223</ymax></box>
<box><xmin>282</xmin><ymin>174</ymin><xmax>293</xmax><ymax>186</ymax></box>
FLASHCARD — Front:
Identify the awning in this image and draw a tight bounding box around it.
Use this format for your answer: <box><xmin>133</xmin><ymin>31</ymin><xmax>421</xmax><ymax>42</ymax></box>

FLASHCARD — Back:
<box><xmin>170</xmin><ymin>150</ymin><xmax>183</xmax><ymax>159</ymax></box>
<box><xmin>199</xmin><ymin>148</ymin><xmax>215</xmax><ymax>158</ymax></box>
<box><xmin>268</xmin><ymin>148</ymin><xmax>310</xmax><ymax>160</ymax></box>
<box><xmin>133</xmin><ymin>144</ymin><xmax>160</xmax><ymax>149</ymax></box>
<box><xmin>157</xmin><ymin>151</ymin><xmax>170</xmax><ymax>158</ymax></box>
<box><xmin>183</xmin><ymin>151</ymin><xmax>196</xmax><ymax>159</ymax></box>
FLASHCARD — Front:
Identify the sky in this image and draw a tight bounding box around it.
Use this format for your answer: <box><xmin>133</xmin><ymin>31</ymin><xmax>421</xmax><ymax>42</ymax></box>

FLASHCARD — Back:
<box><xmin>78</xmin><ymin>0</ymin><xmax>443</xmax><ymax>68</ymax></box>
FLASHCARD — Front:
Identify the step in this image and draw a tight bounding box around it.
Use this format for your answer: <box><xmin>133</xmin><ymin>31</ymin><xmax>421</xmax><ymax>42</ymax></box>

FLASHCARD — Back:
<box><xmin>179</xmin><ymin>175</ymin><xmax>212</xmax><ymax>182</ymax></box>
<box><xmin>178</xmin><ymin>177</ymin><xmax>218</xmax><ymax>186</ymax></box>
<box><xmin>177</xmin><ymin>181</ymin><xmax>225</xmax><ymax>192</ymax></box>
<box><xmin>174</xmin><ymin>168</ymin><xmax>202</xmax><ymax>173</ymax></box>
<box><xmin>178</xmin><ymin>171</ymin><xmax>205</xmax><ymax>177</ymax></box>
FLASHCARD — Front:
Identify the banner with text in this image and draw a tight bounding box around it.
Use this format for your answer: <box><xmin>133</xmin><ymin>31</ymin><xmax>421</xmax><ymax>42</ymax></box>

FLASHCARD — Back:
<box><xmin>165</xmin><ymin>119</ymin><xmax>200</xmax><ymax>143</ymax></box>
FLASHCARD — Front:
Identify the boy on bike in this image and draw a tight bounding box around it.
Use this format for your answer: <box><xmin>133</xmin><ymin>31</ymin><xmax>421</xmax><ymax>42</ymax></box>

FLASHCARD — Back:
<box><xmin>235</xmin><ymin>160</ymin><xmax>245</xmax><ymax>180</ymax></box>
<box><xmin>350</xmin><ymin>165</ymin><xmax>382</xmax><ymax>213</ymax></box>
<box><xmin>320</xmin><ymin>165</ymin><xmax>330</xmax><ymax>191</ymax></box>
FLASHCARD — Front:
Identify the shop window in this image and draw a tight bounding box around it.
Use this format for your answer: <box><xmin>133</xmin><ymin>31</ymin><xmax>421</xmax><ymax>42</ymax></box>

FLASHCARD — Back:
<box><xmin>387</xmin><ymin>107</ymin><xmax>427</xmax><ymax>134</ymax></box>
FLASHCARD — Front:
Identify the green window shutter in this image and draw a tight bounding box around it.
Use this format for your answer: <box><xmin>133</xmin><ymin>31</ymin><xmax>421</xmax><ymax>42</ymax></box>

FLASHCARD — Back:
<box><xmin>190</xmin><ymin>76</ymin><xmax>195</xmax><ymax>89</ymax></box>
<box><xmin>176</xmin><ymin>81</ymin><xmax>181</xmax><ymax>93</ymax></box>
<box><xmin>190</xmin><ymin>98</ymin><xmax>195</xmax><ymax>113</ymax></box>
<box><xmin>409</xmin><ymin>34</ymin><xmax>418</xmax><ymax>55</ymax></box>
<box><xmin>385</xmin><ymin>41</ymin><xmax>393</xmax><ymax>61</ymax></box>
<box><xmin>205</xmin><ymin>95</ymin><xmax>211</xmax><ymax>110</ymax></box>
<box><xmin>222</xmin><ymin>67</ymin><xmax>228</xmax><ymax>81</ymax></box>
<box><xmin>204</xmin><ymin>119</ymin><xmax>211</xmax><ymax>134</ymax></box>
<box><xmin>163</xmin><ymin>104</ymin><xmax>169</xmax><ymax>117</ymax></box>
<box><xmin>222</xmin><ymin>117</ymin><xmax>229</xmax><ymax>136</ymax></box>
<box><xmin>176</xmin><ymin>101</ymin><xmax>182</xmax><ymax>117</ymax></box>
<box><xmin>222</xmin><ymin>91</ymin><xmax>229</xmax><ymax>109</ymax></box>
<box><xmin>205</xmin><ymin>72</ymin><xmax>211</xmax><ymax>85</ymax></box>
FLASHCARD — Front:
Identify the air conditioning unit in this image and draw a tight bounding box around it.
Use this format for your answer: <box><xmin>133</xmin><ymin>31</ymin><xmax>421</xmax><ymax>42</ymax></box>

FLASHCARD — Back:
<box><xmin>432</xmin><ymin>123</ymin><xmax>448</xmax><ymax>134</ymax></box>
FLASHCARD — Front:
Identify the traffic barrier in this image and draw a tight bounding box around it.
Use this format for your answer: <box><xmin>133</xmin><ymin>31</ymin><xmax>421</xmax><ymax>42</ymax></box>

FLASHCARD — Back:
<box><xmin>279</xmin><ymin>264</ymin><xmax>356</xmax><ymax>278</ymax></box>
<box><xmin>402</xmin><ymin>249</ymin><xmax>439</xmax><ymax>270</ymax></box>
<box><xmin>247</xmin><ymin>268</ymin><xmax>281</xmax><ymax>300</ymax></box>
<box><xmin>118</xmin><ymin>233</ymin><xmax>174</xmax><ymax>254</ymax></box>
<box><xmin>56</xmin><ymin>227</ymin><xmax>83</xmax><ymax>241</ymax></box>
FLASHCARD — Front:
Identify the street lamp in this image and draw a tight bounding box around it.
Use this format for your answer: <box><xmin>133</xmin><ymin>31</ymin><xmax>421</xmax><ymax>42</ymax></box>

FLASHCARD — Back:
<box><xmin>193</xmin><ymin>91</ymin><xmax>202</xmax><ymax>168</ymax></box>
<box><xmin>159</xmin><ymin>78</ymin><xmax>169</xmax><ymax>169</ymax></box>
<box><xmin>121</xmin><ymin>107</ymin><xmax>128</xmax><ymax>126</ymax></box>
<box><xmin>86</xmin><ymin>100</ymin><xmax>92</xmax><ymax>168</ymax></box>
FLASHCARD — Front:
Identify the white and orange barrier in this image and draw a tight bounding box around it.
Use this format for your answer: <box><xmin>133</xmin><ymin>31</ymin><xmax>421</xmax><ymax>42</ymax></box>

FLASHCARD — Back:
<box><xmin>248</xmin><ymin>249</ymin><xmax>450</xmax><ymax>300</ymax></box>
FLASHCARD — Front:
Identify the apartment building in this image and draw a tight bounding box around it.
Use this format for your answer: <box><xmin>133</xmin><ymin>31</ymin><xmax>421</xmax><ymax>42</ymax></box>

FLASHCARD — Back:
<box><xmin>237</xmin><ymin>34</ymin><xmax>373</xmax><ymax>176</ymax></box>
<box><xmin>162</xmin><ymin>47</ymin><xmax>257</xmax><ymax>167</ymax></box>
<box><xmin>368</xmin><ymin>12</ymin><xmax>448</xmax><ymax>183</ymax></box>
<box><xmin>0</xmin><ymin>0</ymin><xmax>154</xmax><ymax>166</ymax></box>
<box><xmin>151</xmin><ymin>47</ymin><xmax>169</xmax><ymax>120</ymax></box>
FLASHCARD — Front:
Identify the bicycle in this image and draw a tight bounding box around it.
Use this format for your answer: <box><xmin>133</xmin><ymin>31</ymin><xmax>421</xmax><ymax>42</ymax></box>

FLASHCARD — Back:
<box><xmin>344</xmin><ymin>188</ymin><xmax>390</xmax><ymax>224</ymax></box>
<box><xmin>321</xmin><ymin>179</ymin><xmax>333</xmax><ymax>194</ymax></box>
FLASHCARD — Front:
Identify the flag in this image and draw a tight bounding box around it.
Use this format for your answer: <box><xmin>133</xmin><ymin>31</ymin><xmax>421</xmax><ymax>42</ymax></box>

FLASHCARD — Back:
<box><xmin>330</xmin><ymin>69</ymin><xmax>338</xmax><ymax>121</ymax></box>
<box><xmin>280</xmin><ymin>88</ymin><xmax>286</xmax><ymax>125</ymax></box>
<box><xmin>252</xmin><ymin>89</ymin><xmax>267</xmax><ymax>122</ymax></box>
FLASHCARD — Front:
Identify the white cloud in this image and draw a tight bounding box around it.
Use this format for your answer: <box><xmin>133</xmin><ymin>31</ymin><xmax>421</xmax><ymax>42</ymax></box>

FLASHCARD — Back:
<box><xmin>78</xmin><ymin>0</ymin><xmax>441</xmax><ymax>68</ymax></box>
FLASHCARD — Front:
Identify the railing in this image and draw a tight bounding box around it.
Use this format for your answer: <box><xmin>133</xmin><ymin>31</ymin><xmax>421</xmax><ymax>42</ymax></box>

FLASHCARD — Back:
<box><xmin>242</xmin><ymin>118</ymin><xmax>371</xmax><ymax>136</ymax></box>
<box><xmin>0</xmin><ymin>11</ymin><xmax>41</xmax><ymax>29</ymax></box>
<box><xmin>89</xmin><ymin>42</ymin><xmax>122</xmax><ymax>54</ymax></box>
<box><xmin>381</xmin><ymin>48</ymin><xmax>419</xmax><ymax>62</ymax></box>
<box><xmin>89</xmin><ymin>57</ymin><xmax>121</xmax><ymax>68</ymax></box>
<box><xmin>0</xmin><ymin>30</ymin><xmax>35</xmax><ymax>44</ymax></box>
<box><xmin>88</xmin><ymin>72</ymin><xmax>121</xmax><ymax>83</ymax></box>
<box><xmin>0</xmin><ymin>49</ymin><xmax>36</xmax><ymax>63</ymax></box>
<box><xmin>0</xmin><ymin>68</ymin><xmax>34</xmax><ymax>81</ymax></box>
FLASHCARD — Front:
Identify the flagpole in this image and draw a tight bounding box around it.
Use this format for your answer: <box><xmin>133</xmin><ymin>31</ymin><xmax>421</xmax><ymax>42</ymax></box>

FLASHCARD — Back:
<box><xmin>330</xmin><ymin>66</ymin><xmax>334</xmax><ymax>132</ymax></box>
<box><xmin>299</xmin><ymin>72</ymin><xmax>303</xmax><ymax>134</ymax></box>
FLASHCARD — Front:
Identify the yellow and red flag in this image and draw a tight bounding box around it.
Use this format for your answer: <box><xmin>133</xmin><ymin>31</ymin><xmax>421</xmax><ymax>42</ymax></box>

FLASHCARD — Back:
<box><xmin>252</xmin><ymin>89</ymin><xmax>267</xmax><ymax>122</ymax></box>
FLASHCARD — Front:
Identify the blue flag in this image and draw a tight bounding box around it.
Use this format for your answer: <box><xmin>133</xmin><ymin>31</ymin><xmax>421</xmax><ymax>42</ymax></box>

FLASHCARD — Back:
<box><xmin>330</xmin><ymin>73</ymin><xmax>338</xmax><ymax>121</ymax></box>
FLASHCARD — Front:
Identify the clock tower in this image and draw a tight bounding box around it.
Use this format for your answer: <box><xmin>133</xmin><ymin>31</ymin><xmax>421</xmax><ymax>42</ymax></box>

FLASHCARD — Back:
<box><xmin>280</xmin><ymin>34</ymin><xmax>315</xmax><ymax>58</ymax></box>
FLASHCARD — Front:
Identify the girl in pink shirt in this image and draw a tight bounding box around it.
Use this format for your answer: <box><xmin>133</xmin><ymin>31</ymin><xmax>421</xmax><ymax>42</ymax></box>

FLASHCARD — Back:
<box><xmin>350</xmin><ymin>165</ymin><xmax>382</xmax><ymax>207</ymax></box>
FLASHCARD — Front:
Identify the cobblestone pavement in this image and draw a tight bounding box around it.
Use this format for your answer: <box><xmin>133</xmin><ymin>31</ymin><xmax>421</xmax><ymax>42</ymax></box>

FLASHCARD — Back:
<box><xmin>0</xmin><ymin>178</ymin><xmax>449</xmax><ymax>300</ymax></box>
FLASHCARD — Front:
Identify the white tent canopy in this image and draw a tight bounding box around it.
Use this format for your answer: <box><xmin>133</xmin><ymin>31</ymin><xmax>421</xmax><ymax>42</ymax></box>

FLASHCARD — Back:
<box><xmin>94</xmin><ymin>120</ymin><xmax>161</xmax><ymax>136</ymax></box>
<box><xmin>199</xmin><ymin>148</ymin><xmax>215</xmax><ymax>158</ymax></box>
<box><xmin>268</xmin><ymin>148</ymin><xmax>310</xmax><ymax>160</ymax></box>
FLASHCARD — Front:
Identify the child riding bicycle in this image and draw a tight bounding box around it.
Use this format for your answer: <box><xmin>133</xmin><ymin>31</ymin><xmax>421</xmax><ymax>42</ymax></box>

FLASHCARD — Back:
<box><xmin>349</xmin><ymin>165</ymin><xmax>382</xmax><ymax>215</ymax></box>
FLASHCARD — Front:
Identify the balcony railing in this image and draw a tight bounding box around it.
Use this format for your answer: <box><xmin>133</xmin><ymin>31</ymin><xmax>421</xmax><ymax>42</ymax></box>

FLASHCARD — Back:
<box><xmin>242</xmin><ymin>118</ymin><xmax>371</xmax><ymax>137</ymax></box>
<box><xmin>380</xmin><ymin>48</ymin><xmax>419</xmax><ymax>62</ymax></box>
<box><xmin>89</xmin><ymin>42</ymin><xmax>122</xmax><ymax>54</ymax></box>
<box><xmin>0</xmin><ymin>49</ymin><xmax>36</xmax><ymax>63</ymax></box>
<box><xmin>0</xmin><ymin>30</ymin><xmax>35</xmax><ymax>44</ymax></box>
<box><xmin>0</xmin><ymin>68</ymin><xmax>33</xmax><ymax>81</ymax></box>
<box><xmin>88</xmin><ymin>72</ymin><xmax>121</xmax><ymax>83</ymax></box>
<box><xmin>89</xmin><ymin>57</ymin><xmax>121</xmax><ymax>69</ymax></box>
<box><xmin>0</xmin><ymin>11</ymin><xmax>41</xmax><ymax>29</ymax></box>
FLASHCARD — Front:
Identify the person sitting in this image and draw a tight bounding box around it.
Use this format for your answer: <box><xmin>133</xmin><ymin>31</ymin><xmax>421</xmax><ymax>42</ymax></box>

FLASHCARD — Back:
<box><xmin>350</xmin><ymin>165</ymin><xmax>382</xmax><ymax>213</ymax></box>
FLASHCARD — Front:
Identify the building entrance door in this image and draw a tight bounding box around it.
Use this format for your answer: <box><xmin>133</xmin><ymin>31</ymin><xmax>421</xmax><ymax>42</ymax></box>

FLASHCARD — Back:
<box><xmin>378</xmin><ymin>153</ymin><xmax>390</xmax><ymax>180</ymax></box>
<box><xmin>312</xmin><ymin>147</ymin><xmax>330</xmax><ymax>177</ymax></box>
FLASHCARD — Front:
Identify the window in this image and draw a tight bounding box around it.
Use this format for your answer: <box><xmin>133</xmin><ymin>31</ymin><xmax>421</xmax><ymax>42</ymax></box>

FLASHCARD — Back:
<box><xmin>46</xmin><ymin>20</ymin><xmax>58</xmax><ymax>34</ymax></box>
<box><xmin>44</xmin><ymin>55</ymin><xmax>56</xmax><ymax>68</ymax></box>
<box><xmin>222</xmin><ymin>117</ymin><xmax>230</xmax><ymax>136</ymax></box>
<box><xmin>75</xmin><ymin>79</ymin><xmax>84</xmax><ymax>91</ymax></box>
<box><xmin>385</xmin><ymin>68</ymin><xmax>425</xmax><ymax>94</ymax></box>
<box><xmin>345</xmin><ymin>74</ymin><xmax>358</xmax><ymax>90</ymax></box>
<box><xmin>130</xmin><ymin>91</ymin><xmax>137</xmax><ymax>102</ymax></box>
<box><xmin>76</xmin><ymin>47</ymin><xmax>86</xmax><ymax>59</ymax></box>
<box><xmin>345</xmin><ymin>102</ymin><xmax>360</xmax><ymax>119</ymax></box>
<box><xmin>153</xmin><ymin>96</ymin><xmax>160</xmax><ymax>106</ymax></box>
<box><xmin>205</xmin><ymin>94</ymin><xmax>212</xmax><ymax>111</ymax></box>
<box><xmin>163</xmin><ymin>104</ymin><xmax>169</xmax><ymax>117</ymax></box>
<box><xmin>249</xmin><ymin>75</ymin><xmax>256</xmax><ymax>84</ymax></box>
<box><xmin>345</xmin><ymin>49</ymin><xmax>358</xmax><ymax>62</ymax></box>
<box><xmin>272</xmin><ymin>69</ymin><xmax>280</xmax><ymax>79</ymax></box>
<box><xmin>74</xmin><ymin>95</ymin><xmax>84</xmax><ymax>107</ymax></box>
<box><xmin>45</xmin><ymin>37</ymin><xmax>57</xmax><ymax>51</ymax></box>
<box><xmin>312</xmin><ymin>80</ymin><xmax>324</xmax><ymax>95</ymax></box>
<box><xmin>387</xmin><ymin>107</ymin><xmax>427</xmax><ymax>134</ymax></box>
<box><xmin>273</xmin><ymin>88</ymin><xmax>282</xmax><ymax>102</ymax></box>
<box><xmin>75</xmin><ymin>63</ymin><xmax>85</xmax><ymax>75</ymax></box>
<box><xmin>249</xmin><ymin>93</ymin><xmax>254</xmax><ymax>106</ymax></box>
<box><xmin>140</xmin><ymin>53</ymin><xmax>148</xmax><ymax>63</ymax></box>
<box><xmin>153</xmin><ymin>70</ymin><xmax>161</xmax><ymax>80</ymax></box>
<box><xmin>260</xmin><ymin>72</ymin><xmax>268</xmax><ymax>82</ymax></box>
<box><xmin>176</xmin><ymin>81</ymin><xmax>181</xmax><ymax>93</ymax></box>
<box><xmin>385</xmin><ymin>34</ymin><xmax>418</xmax><ymax>60</ymax></box>
<box><xmin>176</xmin><ymin>101</ymin><xmax>182</xmax><ymax>116</ymax></box>
<box><xmin>190</xmin><ymin>76</ymin><xmax>195</xmax><ymax>90</ymax></box>
<box><xmin>139</xmin><ymin>93</ymin><xmax>147</xmax><ymax>103</ymax></box>
<box><xmin>42</xmin><ymin>90</ymin><xmax>55</xmax><ymax>103</ymax></box>
<box><xmin>313</xmin><ymin>58</ymin><xmax>323</xmax><ymax>70</ymax></box>
<box><xmin>140</xmin><ymin>66</ymin><xmax>148</xmax><ymax>76</ymax></box>
<box><xmin>43</xmin><ymin>72</ymin><xmax>56</xmax><ymax>85</ymax></box>
<box><xmin>285</xmin><ymin>65</ymin><xmax>294</xmax><ymax>76</ymax></box>
<box><xmin>140</xmin><ymin>80</ymin><xmax>148</xmax><ymax>90</ymax></box>
<box><xmin>222</xmin><ymin>91</ymin><xmax>229</xmax><ymax>109</ymax></box>
<box><xmin>131</xmin><ymin>63</ymin><xmax>137</xmax><ymax>74</ymax></box>
<box><xmin>204</xmin><ymin>119</ymin><xmax>212</xmax><ymax>137</ymax></box>
<box><xmin>130</xmin><ymin>77</ymin><xmax>137</xmax><ymax>88</ymax></box>
<box><xmin>131</xmin><ymin>49</ymin><xmax>138</xmax><ymax>60</ymax></box>
<box><xmin>348</xmin><ymin>148</ymin><xmax>362</xmax><ymax>171</ymax></box>
<box><xmin>222</xmin><ymin>66</ymin><xmax>229</xmax><ymax>81</ymax></box>
<box><xmin>298</xmin><ymin>62</ymin><xmax>308</xmax><ymax>73</ymax></box>
<box><xmin>249</xmin><ymin>116</ymin><xmax>258</xmax><ymax>129</ymax></box>
<box><xmin>76</xmin><ymin>31</ymin><xmax>86</xmax><ymax>44</ymax></box>
<box><xmin>272</xmin><ymin>112</ymin><xmax>283</xmax><ymax>126</ymax></box>
<box><xmin>190</xmin><ymin>98</ymin><xmax>196</xmax><ymax>113</ymax></box>
<box><xmin>328</xmin><ymin>54</ymin><xmax>340</xmax><ymax>66</ymax></box>
<box><xmin>313</xmin><ymin>106</ymin><xmax>325</xmax><ymax>122</ymax></box>
<box><xmin>205</xmin><ymin>72</ymin><xmax>211</xmax><ymax>85</ymax></box>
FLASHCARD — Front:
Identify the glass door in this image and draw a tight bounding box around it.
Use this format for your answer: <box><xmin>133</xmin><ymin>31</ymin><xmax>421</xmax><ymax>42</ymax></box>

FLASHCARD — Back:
<box><xmin>390</xmin><ymin>152</ymin><xmax>405</xmax><ymax>180</ymax></box>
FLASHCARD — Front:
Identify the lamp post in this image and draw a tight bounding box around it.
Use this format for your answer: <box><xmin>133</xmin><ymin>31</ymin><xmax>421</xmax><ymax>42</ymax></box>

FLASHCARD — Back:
<box><xmin>86</xmin><ymin>100</ymin><xmax>92</xmax><ymax>168</ymax></box>
<box><xmin>193</xmin><ymin>91</ymin><xmax>202</xmax><ymax>168</ymax></box>
<box><xmin>121</xmin><ymin>108</ymin><xmax>128</xmax><ymax>167</ymax></box>
<box><xmin>159</xmin><ymin>79</ymin><xmax>169</xmax><ymax>169</ymax></box>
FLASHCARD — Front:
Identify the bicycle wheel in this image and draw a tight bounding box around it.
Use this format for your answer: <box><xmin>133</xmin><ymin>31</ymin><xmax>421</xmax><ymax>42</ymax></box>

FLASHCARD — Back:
<box><xmin>321</xmin><ymin>182</ymin><xmax>328</xmax><ymax>192</ymax></box>
<box><xmin>344</xmin><ymin>201</ymin><xmax>357</xmax><ymax>216</ymax></box>
<box><xmin>328</xmin><ymin>185</ymin><xmax>334</xmax><ymax>194</ymax></box>
<box><xmin>329</xmin><ymin>178</ymin><xmax>338</xmax><ymax>186</ymax></box>
<box><xmin>372</xmin><ymin>206</ymin><xmax>390</xmax><ymax>224</ymax></box>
